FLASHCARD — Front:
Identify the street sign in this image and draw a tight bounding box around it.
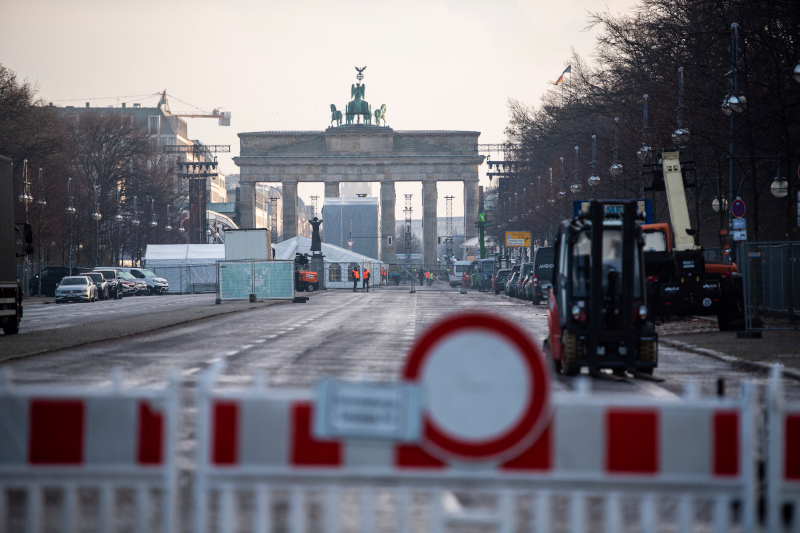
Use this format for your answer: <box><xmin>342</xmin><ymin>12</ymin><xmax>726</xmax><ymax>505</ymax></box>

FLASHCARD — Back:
<box><xmin>732</xmin><ymin>218</ymin><xmax>746</xmax><ymax>230</ymax></box>
<box><xmin>731</xmin><ymin>198</ymin><xmax>746</xmax><ymax>218</ymax></box>
<box><xmin>732</xmin><ymin>229</ymin><xmax>747</xmax><ymax>241</ymax></box>
<box><xmin>313</xmin><ymin>379</ymin><xmax>421</xmax><ymax>441</ymax></box>
<box><xmin>402</xmin><ymin>312</ymin><xmax>551</xmax><ymax>463</ymax></box>
<box><xmin>505</xmin><ymin>231</ymin><xmax>531</xmax><ymax>247</ymax></box>
<box><xmin>347</xmin><ymin>240</ymin><xmax>354</xmax><ymax>249</ymax></box>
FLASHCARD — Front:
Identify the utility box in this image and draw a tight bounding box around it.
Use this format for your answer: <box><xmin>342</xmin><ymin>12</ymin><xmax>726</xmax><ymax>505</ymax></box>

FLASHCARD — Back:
<box><xmin>224</xmin><ymin>228</ymin><xmax>271</xmax><ymax>260</ymax></box>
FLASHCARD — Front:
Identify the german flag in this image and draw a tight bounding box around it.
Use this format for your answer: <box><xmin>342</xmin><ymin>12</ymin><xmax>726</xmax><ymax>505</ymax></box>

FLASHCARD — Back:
<box><xmin>554</xmin><ymin>65</ymin><xmax>572</xmax><ymax>85</ymax></box>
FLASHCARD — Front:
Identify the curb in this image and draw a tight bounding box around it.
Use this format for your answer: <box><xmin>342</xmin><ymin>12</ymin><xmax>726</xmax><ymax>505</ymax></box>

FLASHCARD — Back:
<box><xmin>660</xmin><ymin>337</ymin><xmax>800</xmax><ymax>382</ymax></box>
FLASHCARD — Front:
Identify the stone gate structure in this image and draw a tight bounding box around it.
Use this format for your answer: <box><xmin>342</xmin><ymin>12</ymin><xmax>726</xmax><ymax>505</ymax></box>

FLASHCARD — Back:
<box><xmin>233</xmin><ymin>126</ymin><xmax>483</xmax><ymax>265</ymax></box>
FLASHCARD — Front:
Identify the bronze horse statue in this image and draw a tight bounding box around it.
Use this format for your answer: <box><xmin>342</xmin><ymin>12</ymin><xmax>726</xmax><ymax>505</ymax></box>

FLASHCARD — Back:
<box><xmin>374</xmin><ymin>104</ymin><xmax>387</xmax><ymax>127</ymax></box>
<box><xmin>330</xmin><ymin>104</ymin><xmax>342</xmax><ymax>127</ymax></box>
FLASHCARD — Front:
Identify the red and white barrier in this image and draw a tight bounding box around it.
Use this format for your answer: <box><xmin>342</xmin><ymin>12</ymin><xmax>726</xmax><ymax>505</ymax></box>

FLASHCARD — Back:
<box><xmin>193</xmin><ymin>364</ymin><xmax>757</xmax><ymax>533</ymax></box>
<box><xmin>0</xmin><ymin>369</ymin><xmax>178</xmax><ymax>533</ymax></box>
<box><xmin>768</xmin><ymin>365</ymin><xmax>800</xmax><ymax>532</ymax></box>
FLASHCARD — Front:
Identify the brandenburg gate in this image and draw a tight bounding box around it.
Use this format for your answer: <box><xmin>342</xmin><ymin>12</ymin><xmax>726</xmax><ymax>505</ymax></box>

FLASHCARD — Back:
<box><xmin>233</xmin><ymin>68</ymin><xmax>484</xmax><ymax>265</ymax></box>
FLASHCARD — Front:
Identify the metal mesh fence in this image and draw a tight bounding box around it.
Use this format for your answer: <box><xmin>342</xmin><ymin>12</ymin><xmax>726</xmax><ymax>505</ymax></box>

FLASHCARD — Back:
<box><xmin>148</xmin><ymin>265</ymin><xmax>217</xmax><ymax>294</ymax></box>
<box><xmin>216</xmin><ymin>259</ymin><xmax>294</xmax><ymax>301</ymax></box>
<box><xmin>739</xmin><ymin>241</ymin><xmax>799</xmax><ymax>330</ymax></box>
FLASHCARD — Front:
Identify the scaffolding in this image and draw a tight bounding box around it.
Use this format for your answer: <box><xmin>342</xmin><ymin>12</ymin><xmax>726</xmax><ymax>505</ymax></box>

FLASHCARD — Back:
<box><xmin>445</xmin><ymin>195</ymin><xmax>454</xmax><ymax>261</ymax></box>
<box><xmin>404</xmin><ymin>194</ymin><xmax>413</xmax><ymax>261</ymax></box>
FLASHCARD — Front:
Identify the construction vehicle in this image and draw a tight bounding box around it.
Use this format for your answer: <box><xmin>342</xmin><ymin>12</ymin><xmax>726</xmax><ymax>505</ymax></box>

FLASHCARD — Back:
<box><xmin>642</xmin><ymin>151</ymin><xmax>743</xmax><ymax>330</ymax></box>
<box><xmin>1</xmin><ymin>155</ymin><xmax>33</xmax><ymax>335</ymax></box>
<box><xmin>293</xmin><ymin>253</ymin><xmax>319</xmax><ymax>292</ymax></box>
<box><xmin>545</xmin><ymin>200</ymin><xmax>658</xmax><ymax>378</ymax></box>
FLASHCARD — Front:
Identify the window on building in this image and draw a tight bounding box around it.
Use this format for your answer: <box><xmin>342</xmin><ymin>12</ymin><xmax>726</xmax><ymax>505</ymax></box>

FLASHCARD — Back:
<box><xmin>347</xmin><ymin>262</ymin><xmax>360</xmax><ymax>282</ymax></box>
<box><xmin>148</xmin><ymin>116</ymin><xmax>160</xmax><ymax>135</ymax></box>
<box><xmin>329</xmin><ymin>263</ymin><xmax>342</xmax><ymax>282</ymax></box>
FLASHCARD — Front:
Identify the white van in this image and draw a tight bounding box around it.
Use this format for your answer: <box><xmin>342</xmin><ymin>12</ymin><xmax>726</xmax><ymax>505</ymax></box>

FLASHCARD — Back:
<box><xmin>449</xmin><ymin>260</ymin><xmax>472</xmax><ymax>287</ymax></box>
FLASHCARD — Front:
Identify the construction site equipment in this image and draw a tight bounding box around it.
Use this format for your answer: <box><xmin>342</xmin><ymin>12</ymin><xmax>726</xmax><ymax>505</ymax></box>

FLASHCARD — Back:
<box><xmin>546</xmin><ymin>200</ymin><xmax>657</xmax><ymax>378</ymax></box>
<box><xmin>642</xmin><ymin>151</ymin><xmax>744</xmax><ymax>330</ymax></box>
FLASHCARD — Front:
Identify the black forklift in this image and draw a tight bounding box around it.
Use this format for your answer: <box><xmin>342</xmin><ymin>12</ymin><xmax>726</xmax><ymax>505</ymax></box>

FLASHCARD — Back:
<box><xmin>545</xmin><ymin>200</ymin><xmax>659</xmax><ymax>379</ymax></box>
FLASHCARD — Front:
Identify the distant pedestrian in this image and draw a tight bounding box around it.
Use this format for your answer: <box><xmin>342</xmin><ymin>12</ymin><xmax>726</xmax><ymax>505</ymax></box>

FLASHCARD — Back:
<box><xmin>352</xmin><ymin>266</ymin><xmax>360</xmax><ymax>292</ymax></box>
<box><xmin>363</xmin><ymin>268</ymin><xmax>371</xmax><ymax>292</ymax></box>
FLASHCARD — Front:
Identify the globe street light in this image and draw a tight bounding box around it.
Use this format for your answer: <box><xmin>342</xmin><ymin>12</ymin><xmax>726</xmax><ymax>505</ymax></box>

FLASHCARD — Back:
<box><xmin>558</xmin><ymin>157</ymin><xmax>566</xmax><ymax>198</ymax></box>
<box><xmin>794</xmin><ymin>60</ymin><xmax>800</xmax><ymax>84</ymax></box>
<box><xmin>771</xmin><ymin>158</ymin><xmax>788</xmax><ymax>198</ymax></box>
<box><xmin>672</xmin><ymin>67</ymin><xmax>691</xmax><ymax>145</ymax></box>
<box><xmin>570</xmin><ymin>146</ymin><xmax>582</xmax><ymax>194</ymax></box>
<box><xmin>712</xmin><ymin>196</ymin><xmax>728</xmax><ymax>212</ymax></box>
<box><xmin>66</xmin><ymin>177</ymin><xmax>76</xmax><ymax>272</ymax></box>
<box><xmin>588</xmin><ymin>135</ymin><xmax>600</xmax><ymax>187</ymax></box>
<box><xmin>547</xmin><ymin>168</ymin><xmax>556</xmax><ymax>205</ymax></box>
<box><xmin>92</xmin><ymin>184</ymin><xmax>102</xmax><ymax>267</ymax></box>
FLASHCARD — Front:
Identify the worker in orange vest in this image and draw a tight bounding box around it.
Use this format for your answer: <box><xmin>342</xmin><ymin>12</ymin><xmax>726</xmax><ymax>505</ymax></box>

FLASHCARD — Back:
<box><xmin>352</xmin><ymin>266</ymin><xmax>360</xmax><ymax>292</ymax></box>
<box><xmin>363</xmin><ymin>267</ymin><xmax>371</xmax><ymax>292</ymax></box>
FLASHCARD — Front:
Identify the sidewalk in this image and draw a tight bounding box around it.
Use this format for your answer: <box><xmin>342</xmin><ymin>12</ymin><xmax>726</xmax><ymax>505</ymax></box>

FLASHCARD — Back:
<box><xmin>657</xmin><ymin>317</ymin><xmax>800</xmax><ymax>379</ymax></box>
<box><xmin>22</xmin><ymin>296</ymin><xmax>55</xmax><ymax>306</ymax></box>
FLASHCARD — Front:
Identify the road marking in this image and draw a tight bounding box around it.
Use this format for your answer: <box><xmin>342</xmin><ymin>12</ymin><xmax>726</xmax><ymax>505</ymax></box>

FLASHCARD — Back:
<box><xmin>240</xmin><ymin>345</ymin><xmax>253</xmax><ymax>350</ymax></box>
<box><xmin>183</xmin><ymin>367</ymin><xmax>201</xmax><ymax>376</ymax></box>
<box><xmin>253</xmin><ymin>339</ymin><xmax>266</xmax><ymax>344</ymax></box>
<box><xmin>225</xmin><ymin>350</ymin><xmax>240</xmax><ymax>356</ymax></box>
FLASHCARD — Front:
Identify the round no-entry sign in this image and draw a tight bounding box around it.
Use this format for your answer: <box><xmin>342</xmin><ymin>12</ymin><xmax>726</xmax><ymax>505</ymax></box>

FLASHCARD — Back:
<box><xmin>731</xmin><ymin>198</ymin><xmax>746</xmax><ymax>218</ymax></box>
<box><xmin>402</xmin><ymin>312</ymin><xmax>551</xmax><ymax>463</ymax></box>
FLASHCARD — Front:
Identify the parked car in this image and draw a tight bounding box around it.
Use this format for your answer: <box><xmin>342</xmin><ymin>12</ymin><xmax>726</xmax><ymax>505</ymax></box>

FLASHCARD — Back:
<box><xmin>504</xmin><ymin>265</ymin><xmax>521</xmax><ymax>296</ymax></box>
<box><xmin>505</xmin><ymin>272</ymin><xmax>519</xmax><ymax>297</ymax></box>
<box><xmin>55</xmin><ymin>276</ymin><xmax>97</xmax><ymax>303</ymax></box>
<box><xmin>29</xmin><ymin>266</ymin><xmax>91</xmax><ymax>296</ymax></box>
<box><xmin>493</xmin><ymin>269</ymin><xmax>511</xmax><ymax>295</ymax></box>
<box><xmin>115</xmin><ymin>267</ymin><xmax>169</xmax><ymax>295</ymax></box>
<box><xmin>118</xmin><ymin>271</ymin><xmax>145</xmax><ymax>296</ymax></box>
<box><xmin>531</xmin><ymin>246</ymin><xmax>555</xmax><ymax>304</ymax></box>
<box><xmin>84</xmin><ymin>272</ymin><xmax>110</xmax><ymax>300</ymax></box>
<box><xmin>93</xmin><ymin>269</ymin><xmax>124</xmax><ymax>299</ymax></box>
<box><xmin>515</xmin><ymin>263</ymin><xmax>534</xmax><ymax>299</ymax></box>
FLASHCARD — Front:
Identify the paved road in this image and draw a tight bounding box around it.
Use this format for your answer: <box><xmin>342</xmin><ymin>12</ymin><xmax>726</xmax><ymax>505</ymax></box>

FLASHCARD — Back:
<box><xmin>4</xmin><ymin>285</ymin><xmax>797</xmax><ymax>401</ymax></box>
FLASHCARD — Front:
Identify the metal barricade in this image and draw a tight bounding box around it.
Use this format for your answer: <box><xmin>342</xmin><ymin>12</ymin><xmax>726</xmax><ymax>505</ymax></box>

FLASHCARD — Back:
<box><xmin>216</xmin><ymin>259</ymin><xmax>294</xmax><ymax>301</ymax></box>
<box><xmin>0</xmin><ymin>368</ymin><xmax>179</xmax><ymax>533</ymax></box>
<box><xmin>192</xmin><ymin>364</ymin><xmax>758</xmax><ymax>533</ymax></box>
<box><xmin>740</xmin><ymin>241</ymin><xmax>799</xmax><ymax>330</ymax></box>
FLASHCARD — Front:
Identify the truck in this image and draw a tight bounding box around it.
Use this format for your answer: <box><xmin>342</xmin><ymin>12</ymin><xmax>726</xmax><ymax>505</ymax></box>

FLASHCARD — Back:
<box><xmin>643</xmin><ymin>151</ymin><xmax>743</xmax><ymax>330</ymax></box>
<box><xmin>1</xmin><ymin>155</ymin><xmax>33</xmax><ymax>335</ymax></box>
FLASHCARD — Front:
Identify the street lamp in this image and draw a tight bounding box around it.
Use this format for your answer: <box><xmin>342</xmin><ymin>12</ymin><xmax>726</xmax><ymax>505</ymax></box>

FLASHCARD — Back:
<box><xmin>724</xmin><ymin>23</ymin><xmax>745</xmax><ymax>262</ymax></box>
<box><xmin>165</xmin><ymin>204</ymin><xmax>173</xmax><ymax>232</ymax></box>
<box><xmin>771</xmin><ymin>157</ymin><xmax>788</xmax><ymax>198</ymax></box>
<box><xmin>66</xmin><ymin>177</ymin><xmax>76</xmax><ymax>272</ymax></box>
<box><xmin>18</xmin><ymin>159</ymin><xmax>33</xmax><ymax>205</ymax></box>
<box><xmin>794</xmin><ymin>60</ymin><xmax>800</xmax><ymax>84</ymax></box>
<box><xmin>712</xmin><ymin>196</ymin><xmax>728</xmax><ymax>212</ymax></box>
<box><xmin>92</xmin><ymin>184</ymin><xmax>102</xmax><ymax>267</ymax></box>
<box><xmin>588</xmin><ymin>135</ymin><xmax>600</xmax><ymax>187</ymax></box>
<box><xmin>547</xmin><ymin>168</ymin><xmax>556</xmax><ymax>205</ymax></box>
<box><xmin>35</xmin><ymin>168</ymin><xmax>46</xmax><ymax>296</ymax></box>
<box><xmin>610</xmin><ymin>118</ymin><xmax>623</xmax><ymax>197</ymax></box>
<box><xmin>570</xmin><ymin>146</ymin><xmax>582</xmax><ymax>194</ymax></box>
<box><xmin>558</xmin><ymin>157</ymin><xmax>566</xmax><ymax>198</ymax></box>
<box><xmin>672</xmin><ymin>67</ymin><xmax>691</xmax><ymax>145</ymax></box>
<box><xmin>132</xmin><ymin>196</ymin><xmax>140</xmax><ymax>266</ymax></box>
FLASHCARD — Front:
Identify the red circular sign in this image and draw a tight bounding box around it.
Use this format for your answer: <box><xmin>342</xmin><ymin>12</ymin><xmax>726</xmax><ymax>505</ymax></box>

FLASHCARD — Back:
<box><xmin>731</xmin><ymin>198</ymin><xmax>746</xmax><ymax>218</ymax></box>
<box><xmin>403</xmin><ymin>312</ymin><xmax>551</xmax><ymax>463</ymax></box>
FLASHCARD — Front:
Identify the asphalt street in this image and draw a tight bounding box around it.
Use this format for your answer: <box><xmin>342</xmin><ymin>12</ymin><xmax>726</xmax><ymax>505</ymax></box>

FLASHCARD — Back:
<box><xmin>3</xmin><ymin>285</ymin><xmax>797</xmax><ymax>401</ymax></box>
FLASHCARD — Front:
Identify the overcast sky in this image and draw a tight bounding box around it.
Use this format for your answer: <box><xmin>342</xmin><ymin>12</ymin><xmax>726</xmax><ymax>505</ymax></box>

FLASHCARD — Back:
<box><xmin>2</xmin><ymin>0</ymin><xmax>635</xmax><ymax>218</ymax></box>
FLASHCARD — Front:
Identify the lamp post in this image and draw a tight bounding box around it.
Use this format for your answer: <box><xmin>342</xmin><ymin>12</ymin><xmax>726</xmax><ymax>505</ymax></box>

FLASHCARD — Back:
<box><xmin>548</xmin><ymin>168</ymin><xmax>555</xmax><ymax>205</ymax></box>
<box><xmin>672</xmin><ymin>67</ymin><xmax>691</xmax><ymax>146</ymax></box>
<box><xmin>570</xmin><ymin>146</ymin><xmax>582</xmax><ymax>194</ymax></box>
<box><xmin>66</xmin><ymin>178</ymin><xmax>76</xmax><ymax>272</ymax></box>
<box><xmin>149</xmin><ymin>198</ymin><xmax>158</xmax><ymax>248</ymax></box>
<box><xmin>164</xmin><ymin>204</ymin><xmax>173</xmax><ymax>239</ymax></box>
<box><xmin>131</xmin><ymin>196</ymin><xmax>140</xmax><ymax>266</ymax></box>
<box><xmin>36</xmin><ymin>168</ymin><xmax>46</xmax><ymax>296</ymax></box>
<box><xmin>723</xmin><ymin>23</ymin><xmax>745</xmax><ymax>263</ymax></box>
<box><xmin>637</xmin><ymin>94</ymin><xmax>651</xmax><ymax>198</ymax></box>
<box><xmin>114</xmin><ymin>189</ymin><xmax>123</xmax><ymax>266</ymax></box>
<box><xmin>18</xmin><ymin>160</ymin><xmax>33</xmax><ymax>294</ymax></box>
<box><xmin>588</xmin><ymin>135</ymin><xmax>600</xmax><ymax>187</ymax></box>
<box><xmin>92</xmin><ymin>184</ymin><xmax>102</xmax><ymax>267</ymax></box>
<box><xmin>610</xmin><ymin>117</ymin><xmax>623</xmax><ymax>197</ymax></box>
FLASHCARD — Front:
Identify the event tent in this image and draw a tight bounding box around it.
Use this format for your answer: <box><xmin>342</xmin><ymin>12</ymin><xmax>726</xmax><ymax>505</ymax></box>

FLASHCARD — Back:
<box><xmin>143</xmin><ymin>244</ymin><xmax>224</xmax><ymax>293</ymax></box>
<box><xmin>273</xmin><ymin>236</ymin><xmax>383</xmax><ymax>289</ymax></box>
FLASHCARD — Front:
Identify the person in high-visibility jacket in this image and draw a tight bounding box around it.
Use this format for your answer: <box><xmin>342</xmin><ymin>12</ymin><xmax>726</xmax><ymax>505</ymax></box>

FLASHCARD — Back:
<box><xmin>352</xmin><ymin>266</ymin><xmax>360</xmax><ymax>292</ymax></box>
<box><xmin>363</xmin><ymin>268</ymin><xmax>371</xmax><ymax>292</ymax></box>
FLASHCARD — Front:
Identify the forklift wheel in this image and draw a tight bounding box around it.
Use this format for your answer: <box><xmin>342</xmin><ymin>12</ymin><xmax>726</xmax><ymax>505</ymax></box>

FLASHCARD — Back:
<box><xmin>561</xmin><ymin>330</ymin><xmax>580</xmax><ymax>376</ymax></box>
<box><xmin>638</xmin><ymin>340</ymin><xmax>656</xmax><ymax>375</ymax></box>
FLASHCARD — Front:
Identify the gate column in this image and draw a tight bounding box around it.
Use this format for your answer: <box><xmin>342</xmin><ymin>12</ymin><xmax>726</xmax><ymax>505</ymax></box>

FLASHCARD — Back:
<box><xmin>380</xmin><ymin>181</ymin><xmax>396</xmax><ymax>264</ymax></box>
<box><xmin>325</xmin><ymin>182</ymin><xmax>340</xmax><ymax>198</ymax></box>
<box><xmin>423</xmin><ymin>180</ymin><xmax>438</xmax><ymax>267</ymax></box>
<box><xmin>239</xmin><ymin>181</ymin><xmax>256</xmax><ymax>229</ymax></box>
<box><xmin>282</xmin><ymin>180</ymin><xmax>298</xmax><ymax>240</ymax></box>
<box><xmin>464</xmin><ymin>180</ymin><xmax>479</xmax><ymax>244</ymax></box>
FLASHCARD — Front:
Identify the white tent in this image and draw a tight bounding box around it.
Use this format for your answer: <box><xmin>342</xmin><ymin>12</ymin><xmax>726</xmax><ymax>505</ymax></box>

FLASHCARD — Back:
<box><xmin>273</xmin><ymin>236</ymin><xmax>383</xmax><ymax>289</ymax></box>
<box><xmin>143</xmin><ymin>244</ymin><xmax>225</xmax><ymax>293</ymax></box>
